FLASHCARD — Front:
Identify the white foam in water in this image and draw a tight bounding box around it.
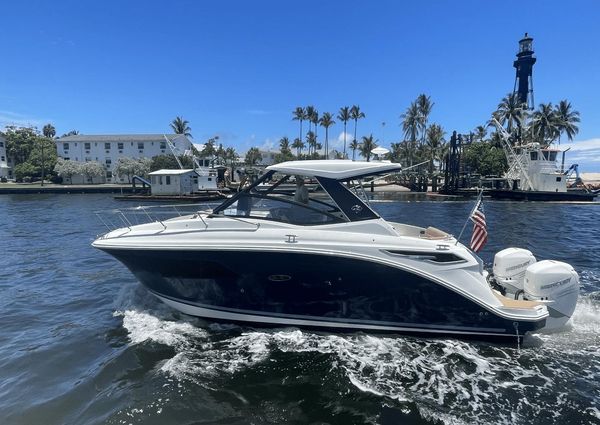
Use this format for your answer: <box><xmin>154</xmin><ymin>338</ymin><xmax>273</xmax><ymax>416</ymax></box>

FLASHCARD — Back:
<box><xmin>115</xmin><ymin>288</ymin><xmax>600</xmax><ymax>425</ymax></box>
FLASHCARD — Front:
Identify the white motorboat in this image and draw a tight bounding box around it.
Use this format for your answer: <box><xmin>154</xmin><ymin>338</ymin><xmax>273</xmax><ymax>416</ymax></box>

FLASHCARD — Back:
<box><xmin>93</xmin><ymin>160</ymin><xmax>579</xmax><ymax>341</ymax></box>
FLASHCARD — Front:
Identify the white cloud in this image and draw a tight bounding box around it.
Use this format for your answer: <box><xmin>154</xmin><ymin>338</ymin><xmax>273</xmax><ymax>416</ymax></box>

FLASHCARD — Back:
<box><xmin>331</xmin><ymin>131</ymin><xmax>353</xmax><ymax>149</ymax></box>
<box><xmin>563</xmin><ymin>138</ymin><xmax>600</xmax><ymax>151</ymax></box>
<box><xmin>0</xmin><ymin>110</ymin><xmax>52</xmax><ymax>130</ymax></box>
<box><xmin>557</xmin><ymin>138</ymin><xmax>600</xmax><ymax>172</ymax></box>
<box><xmin>259</xmin><ymin>138</ymin><xmax>275</xmax><ymax>151</ymax></box>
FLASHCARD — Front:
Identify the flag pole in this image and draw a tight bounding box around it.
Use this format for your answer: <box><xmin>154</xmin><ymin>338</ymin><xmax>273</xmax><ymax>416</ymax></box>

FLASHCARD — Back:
<box><xmin>455</xmin><ymin>189</ymin><xmax>483</xmax><ymax>245</ymax></box>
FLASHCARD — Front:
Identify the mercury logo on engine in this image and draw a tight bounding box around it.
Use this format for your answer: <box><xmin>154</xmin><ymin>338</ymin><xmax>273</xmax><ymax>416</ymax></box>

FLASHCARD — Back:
<box><xmin>505</xmin><ymin>261</ymin><xmax>531</xmax><ymax>272</ymax></box>
<box><xmin>541</xmin><ymin>277</ymin><xmax>571</xmax><ymax>290</ymax></box>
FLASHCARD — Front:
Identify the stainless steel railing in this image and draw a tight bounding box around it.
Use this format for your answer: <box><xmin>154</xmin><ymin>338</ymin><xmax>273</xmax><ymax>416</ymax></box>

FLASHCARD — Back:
<box><xmin>94</xmin><ymin>204</ymin><xmax>214</xmax><ymax>232</ymax></box>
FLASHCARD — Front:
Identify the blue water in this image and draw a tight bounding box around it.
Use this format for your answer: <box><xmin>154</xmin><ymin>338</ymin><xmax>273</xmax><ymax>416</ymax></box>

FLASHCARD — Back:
<box><xmin>1</xmin><ymin>194</ymin><xmax>599</xmax><ymax>424</ymax></box>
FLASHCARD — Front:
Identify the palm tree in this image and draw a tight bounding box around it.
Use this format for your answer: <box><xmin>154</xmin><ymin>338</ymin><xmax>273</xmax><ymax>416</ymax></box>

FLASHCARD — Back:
<box><xmin>416</xmin><ymin>94</ymin><xmax>434</xmax><ymax>145</ymax></box>
<box><xmin>495</xmin><ymin>93</ymin><xmax>524</xmax><ymax>134</ymax></box>
<box><xmin>279</xmin><ymin>136</ymin><xmax>291</xmax><ymax>153</ymax></box>
<box><xmin>389</xmin><ymin>142</ymin><xmax>403</xmax><ymax>163</ymax></box>
<box><xmin>225</xmin><ymin>147</ymin><xmax>238</xmax><ymax>181</ymax></box>
<box><xmin>359</xmin><ymin>134</ymin><xmax>378</xmax><ymax>162</ymax></box>
<box><xmin>170</xmin><ymin>116</ymin><xmax>192</xmax><ymax>137</ymax></box>
<box><xmin>349</xmin><ymin>139</ymin><xmax>360</xmax><ymax>161</ymax></box>
<box><xmin>306</xmin><ymin>131</ymin><xmax>317</xmax><ymax>157</ymax></box>
<box><xmin>311</xmin><ymin>109</ymin><xmax>319</xmax><ymax>145</ymax></box>
<box><xmin>532</xmin><ymin>103</ymin><xmax>559</xmax><ymax>146</ymax></box>
<box><xmin>305</xmin><ymin>106</ymin><xmax>316</xmax><ymax>138</ymax></box>
<box><xmin>292</xmin><ymin>107</ymin><xmax>306</xmax><ymax>144</ymax></box>
<box><xmin>350</xmin><ymin>105</ymin><xmax>365</xmax><ymax>153</ymax></box>
<box><xmin>473</xmin><ymin>125</ymin><xmax>487</xmax><ymax>142</ymax></box>
<box><xmin>245</xmin><ymin>147</ymin><xmax>262</xmax><ymax>165</ymax></box>
<box><xmin>401</xmin><ymin>102</ymin><xmax>420</xmax><ymax>166</ymax></box>
<box><xmin>319</xmin><ymin>112</ymin><xmax>335</xmax><ymax>160</ymax></box>
<box><xmin>292</xmin><ymin>137</ymin><xmax>305</xmax><ymax>158</ymax></box>
<box><xmin>42</xmin><ymin>124</ymin><xmax>56</xmax><ymax>139</ymax></box>
<box><xmin>337</xmin><ymin>106</ymin><xmax>351</xmax><ymax>158</ymax></box>
<box><xmin>554</xmin><ymin>100</ymin><xmax>580</xmax><ymax>143</ymax></box>
<box><xmin>425</xmin><ymin>124</ymin><xmax>445</xmax><ymax>173</ymax></box>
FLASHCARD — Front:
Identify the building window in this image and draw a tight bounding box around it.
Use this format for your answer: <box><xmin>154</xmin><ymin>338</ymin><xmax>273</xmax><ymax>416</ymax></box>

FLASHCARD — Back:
<box><xmin>118</xmin><ymin>142</ymin><xmax>124</xmax><ymax>150</ymax></box>
<box><xmin>166</xmin><ymin>176</ymin><xmax>171</xmax><ymax>185</ymax></box>
<box><xmin>159</xmin><ymin>176</ymin><xmax>163</xmax><ymax>185</ymax></box>
<box><xmin>160</xmin><ymin>142</ymin><xmax>166</xmax><ymax>149</ymax></box>
<box><xmin>85</xmin><ymin>157</ymin><xmax>91</xmax><ymax>162</ymax></box>
<box><xmin>64</xmin><ymin>157</ymin><xmax>70</xmax><ymax>160</ymax></box>
<box><xmin>1</xmin><ymin>156</ymin><xmax>4</xmax><ymax>161</ymax></box>
<box><xmin>106</xmin><ymin>171</ymin><xmax>112</xmax><ymax>179</ymax></box>
<box><xmin>530</xmin><ymin>151</ymin><xmax>538</xmax><ymax>161</ymax></box>
<box><xmin>0</xmin><ymin>141</ymin><xmax>4</xmax><ymax>147</ymax></box>
<box><xmin>105</xmin><ymin>158</ymin><xmax>112</xmax><ymax>165</ymax></box>
<box><xmin>84</xmin><ymin>142</ymin><xmax>91</xmax><ymax>150</ymax></box>
<box><xmin>63</xmin><ymin>143</ymin><xmax>69</xmax><ymax>150</ymax></box>
<box><xmin>105</xmin><ymin>143</ymin><xmax>111</xmax><ymax>150</ymax></box>
<box><xmin>138</xmin><ymin>142</ymin><xmax>144</xmax><ymax>150</ymax></box>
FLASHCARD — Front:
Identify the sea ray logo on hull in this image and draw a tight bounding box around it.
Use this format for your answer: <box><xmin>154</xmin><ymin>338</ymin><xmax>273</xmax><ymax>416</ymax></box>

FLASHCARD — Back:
<box><xmin>351</xmin><ymin>205</ymin><xmax>363</xmax><ymax>214</ymax></box>
<box><xmin>268</xmin><ymin>274</ymin><xmax>292</xmax><ymax>282</ymax></box>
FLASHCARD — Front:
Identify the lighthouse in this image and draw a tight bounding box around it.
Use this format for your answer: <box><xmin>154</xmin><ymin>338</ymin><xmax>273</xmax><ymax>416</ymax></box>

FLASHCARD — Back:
<box><xmin>513</xmin><ymin>33</ymin><xmax>536</xmax><ymax>110</ymax></box>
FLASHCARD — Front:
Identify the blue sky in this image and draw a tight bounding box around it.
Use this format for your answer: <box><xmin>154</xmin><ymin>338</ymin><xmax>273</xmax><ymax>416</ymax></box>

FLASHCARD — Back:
<box><xmin>2</xmin><ymin>0</ymin><xmax>600</xmax><ymax>170</ymax></box>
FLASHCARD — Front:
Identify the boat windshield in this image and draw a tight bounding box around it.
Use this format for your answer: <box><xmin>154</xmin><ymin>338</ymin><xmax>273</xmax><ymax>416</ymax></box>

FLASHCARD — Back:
<box><xmin>213</xmin><ymin>173</ymin><xmax>348</xmax><ymax>225</ymax></box>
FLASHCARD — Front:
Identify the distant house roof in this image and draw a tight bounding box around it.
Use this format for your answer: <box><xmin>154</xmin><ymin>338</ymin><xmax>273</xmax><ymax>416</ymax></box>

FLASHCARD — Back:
<box><xmin>56</xmin><ymin>134</ymin><xmax>190</xmax><ymax>143</ymax></box>
<box><xmin>148</xmin><ymin>169</ymin><xmax>195</xmax><ymax>175</ymax></box>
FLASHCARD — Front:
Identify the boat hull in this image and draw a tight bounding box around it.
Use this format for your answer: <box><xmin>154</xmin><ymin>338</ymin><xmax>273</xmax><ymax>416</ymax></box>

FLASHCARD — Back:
<box><xmin>104</xmin><ymin>248</ymin><xmax>544</xmax><ymax>340</ymax></box>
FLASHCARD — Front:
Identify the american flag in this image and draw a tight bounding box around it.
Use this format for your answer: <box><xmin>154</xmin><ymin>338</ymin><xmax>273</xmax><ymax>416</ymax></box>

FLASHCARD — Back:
<box><xmin>470</xmin><ymin>199</ymin><xmax>488</xmax><ymax>252</ymax></box>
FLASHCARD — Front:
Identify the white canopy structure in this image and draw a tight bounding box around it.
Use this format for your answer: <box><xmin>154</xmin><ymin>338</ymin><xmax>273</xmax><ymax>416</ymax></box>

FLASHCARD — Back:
<box><xmin>266</xmin><ymin>160</ymin><xmax>401</xmax><ymax>180</ymax></box>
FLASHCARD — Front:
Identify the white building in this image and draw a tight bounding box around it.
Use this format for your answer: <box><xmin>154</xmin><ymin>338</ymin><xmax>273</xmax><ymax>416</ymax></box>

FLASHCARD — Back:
<box><xmin>55</xmin><ymin>134</ymin><xmax>194</xmax><ymax>183</ymax></box>
<box><xmin>0</xmin><ymin>134</ymin><xmax>10</xmax><ymax>179</ymax></box>
<box><xmin>148</xmin><ymin>169</ymin><xmax>197</xmax><ymax>195</ymax></box>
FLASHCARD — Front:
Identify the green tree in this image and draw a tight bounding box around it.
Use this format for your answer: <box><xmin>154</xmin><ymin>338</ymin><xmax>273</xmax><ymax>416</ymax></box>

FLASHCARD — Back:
<box><xmin>463</xmin><ymin>142</ymin><xmax>507</xmax><ymax>176</ymax></box>
<box><xmin>291</xmin><ymin>137</ymin><xmax>305</xmax><ymax>158</ymax></box>
<box><xmin>416</xmin><ymin>94</ymin><xmax>434</xmax><ymax>145</ymax></box>
<box><xmin>28</xmin><ymin>137</ymin><xmax>58</xmax><ymax>183</ymax></box>
<box><xmin>350</xmin><ymin>105</ymin><xmax>365</xmax><ymax>155</ymax></box>
<box><xmin>275</xmin><ymin>136</ymin><xmax>294</xmax><ymax>163</ymax></box>
<box><xmin>359</xmin><ymin>134</ymin><xmax>377</xmax><ymax>162</ymax></box>
<box><xmin>170</xmin><ymin>116</ymin><xmax>192</xmax><ymax>137</ymax></box>
<box><xmin>305</xmin><ymin>131</ymin><xmax>317</xmax><ymax>157</ymax></box>
<box><xmin>532</xmin><ymin>103</ymin><xmax>559</xmax><ymax>146</ymax></box>
<box><xmin>42</xmin><ymin>124</ymin><xmax>56</xmax><ymax>138</ymax></box>
<box><xmin>337</xmin><ymin>106</ymin><xmax>351</xmax><ymax>158</ymax></box>
<box><xmin>424</xmin><ymin>124</ymin><xmax>445</xmax><ymax>173</ymax></box>
<box><xmin>349</xmin><ymin>139</ymin><xmax>359</xmax><ymax>161</ymax></box>
<box><xmin>5</xmin><ymin>126</ymin><xmax>38</xmax><ymax>165</ymax></box>
<box><xmin>60</xmin><ymin>130</ymin><xmax>79</xmax><ymax>137</ymax></box>
<box><xmin>319</xmin><ymin>112</ymin><xmax>335</xmax><ymax>160</ymax></box>
<box><xmin>225</xmin><ymin>147</ymin><xmax>239</xmax><ymax>181</ymax></box>
<box><xmin>292</xmin><ymin>107</ymin><xmax>306</xmax><ymax>145</ymax></box>
<box><xmin>473</xmin><ymin>125</ymin><xmax>487</xmax><ymax>142</ymax></box>
<box><xmin>554</xmin><ymin>100</ymin><xmax>580</xmax><ymax>143</ymax></box>
<box><xmin>495</xmin><ymin>93</ymin><xmax>524</xmax><ymax>134</ymax></box>
<box><xmin>149</xmin><ymin>154</ymin><xmax>193</xmax><ymax>172</ymax></box>
<box><xmin>201</xmin><ymin>137</ymin><xmax>219</xmax><ymax>164</ymax></box>
<box><xmin>401</xmin><ymin>102</ymin><xmax>420</xmax><ymax>166</ymax></box>
<box><xmin>245</xmin><ymin>147</ymin><xmax>262</xmax><ymax>165</ymax></box>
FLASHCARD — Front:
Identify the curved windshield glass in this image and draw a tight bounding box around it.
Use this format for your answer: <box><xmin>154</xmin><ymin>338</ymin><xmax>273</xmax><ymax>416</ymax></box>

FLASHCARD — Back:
<box><xmin>222</xmin><ymin>194</ymin><xmax>345</xmax><ymax>225</ymax></box>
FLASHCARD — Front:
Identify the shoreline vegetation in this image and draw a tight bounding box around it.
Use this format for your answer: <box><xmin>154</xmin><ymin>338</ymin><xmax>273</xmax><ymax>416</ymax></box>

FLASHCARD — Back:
<box><xmin>0</xmin><ymin>94</ymin><xmax>585</xmax><ymax>189</ymax></box>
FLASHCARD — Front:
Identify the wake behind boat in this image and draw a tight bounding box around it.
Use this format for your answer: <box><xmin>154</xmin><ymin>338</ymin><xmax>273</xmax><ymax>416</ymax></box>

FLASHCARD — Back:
<box><xmin>93</xmin><ymin>160</ymin><xmax>580</xmax><ymax>341</ymax></box>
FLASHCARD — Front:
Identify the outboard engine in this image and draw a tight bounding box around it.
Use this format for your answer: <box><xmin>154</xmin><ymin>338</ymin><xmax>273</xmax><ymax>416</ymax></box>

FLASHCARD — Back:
<box><xmin>524</xmin><ymin>260</ymin><xmax>580</xmax><ymax>330</ymax></box>
<box><xmin>493</xmin><ymin>248</ymin><xmax>537</xmax><ymax>294</ymax></box>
